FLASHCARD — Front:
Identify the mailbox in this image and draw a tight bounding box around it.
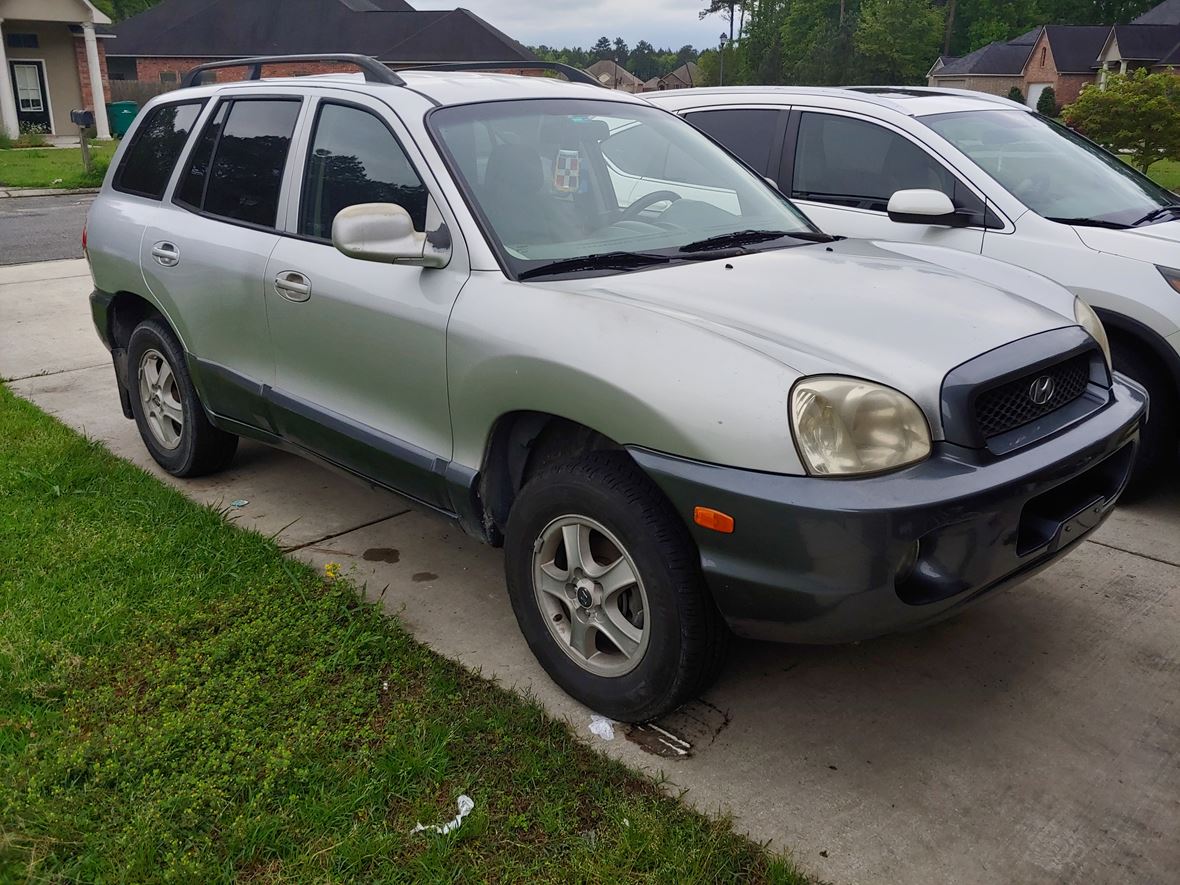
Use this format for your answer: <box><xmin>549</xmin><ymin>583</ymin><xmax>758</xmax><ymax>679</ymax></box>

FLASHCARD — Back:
<box><xmin>70</xmin><ymin>108</ymin><xmax>95</xmax><ymax>128</ymax></box>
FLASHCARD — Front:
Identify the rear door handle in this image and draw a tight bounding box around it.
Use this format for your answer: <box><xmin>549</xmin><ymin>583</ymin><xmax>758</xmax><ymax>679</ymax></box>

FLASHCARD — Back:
<box><xmin>151</xmin><ymin>241</ymin><xmax>180</xmax><ymax>267</ymax></box>
<box><xmin>274</xmin><ymin>270</ymin><xmax>312</xmax><ymax>302</ymax></box>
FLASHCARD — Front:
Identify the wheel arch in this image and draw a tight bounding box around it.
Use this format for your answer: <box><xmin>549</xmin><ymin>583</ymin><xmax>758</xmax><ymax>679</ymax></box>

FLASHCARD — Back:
<box><xmin>102</xmin><ymin>290</ymin><xmax>170</xmax><ymax>419</ymax></box>
<box><xmin>1095</xmin><ymin>308</ymin><xmax>1180</xmax><ymax>406</ymax></box>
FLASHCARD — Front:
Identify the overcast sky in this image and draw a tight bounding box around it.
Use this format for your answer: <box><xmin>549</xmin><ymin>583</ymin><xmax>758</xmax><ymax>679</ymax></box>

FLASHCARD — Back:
<box><xmin>411</xmin><ymin>1</ymin><xmax>731</xmax><ymax>50</ymax></box>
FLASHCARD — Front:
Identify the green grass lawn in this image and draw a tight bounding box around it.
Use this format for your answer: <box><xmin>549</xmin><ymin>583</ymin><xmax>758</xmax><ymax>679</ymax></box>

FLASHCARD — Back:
<box><xmin>1146</xmin><ymin>159</ymin><xmax>1180</xmax><ymax>192</ymax></box>
<box><xmin>0</xmin><ymin>386</ymin><xmax>805</xmax><ymax>883</ymax></box>
<box><xmin>0</xmin><ymin>141</ymin><xmax>116</xmax><ymax>189</ymax></box>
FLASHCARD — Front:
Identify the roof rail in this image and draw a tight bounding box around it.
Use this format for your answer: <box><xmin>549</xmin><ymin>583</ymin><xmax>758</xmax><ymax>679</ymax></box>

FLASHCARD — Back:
<box><xmin>403</xmin><ymin>60</ymin><xmax>604</xmax><ymax>87</ymax></box>
<box><xmin>181</xmin><ymin>54</ymin><xmax>404</xmax><ymax>88</ymax></box>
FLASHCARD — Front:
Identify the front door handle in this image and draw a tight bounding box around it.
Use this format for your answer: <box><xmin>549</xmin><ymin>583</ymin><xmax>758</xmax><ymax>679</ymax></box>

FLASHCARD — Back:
<box><xmin>151</xmin><ymin>241</ymin><xmax>180</xmax><ymax>267</ymax></box>
<box><xmin>274</xmin><ymin>270</ymin><xmax>312</xmax><ymax>302</ymax></box>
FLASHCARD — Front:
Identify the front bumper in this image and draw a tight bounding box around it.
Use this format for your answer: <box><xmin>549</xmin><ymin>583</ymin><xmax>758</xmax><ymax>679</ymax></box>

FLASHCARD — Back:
<box><xmin>629</xmin><ymin>377</ymin><xmax>1146</xmax><ymax>644</ymax></box>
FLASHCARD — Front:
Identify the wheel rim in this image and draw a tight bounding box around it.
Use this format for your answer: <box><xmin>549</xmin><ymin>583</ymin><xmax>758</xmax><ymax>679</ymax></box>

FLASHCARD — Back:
<box><xmin>137</xmin><ymin>348</ymin><xmax>184</xmax><ymax>451</ymax></box>
<box><xmin>531</xmin><ymin>515</ymin><xmax>650</xmax><ymax>677</ymax></box>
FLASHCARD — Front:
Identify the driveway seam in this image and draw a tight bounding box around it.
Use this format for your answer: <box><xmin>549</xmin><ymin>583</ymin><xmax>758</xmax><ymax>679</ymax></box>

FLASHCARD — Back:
<box><xmin>5</xmin><ymin>362</ymin><xmax>108</xmax><ymax>383</ymax></box>
<box><xmin>1085</xmin><ymin>537</ymin><xmax>1180</xmax><ymax>570</ymax></box>
<box><xmin>0</xmin><ymin>271</ymin><xmax>91</xmax><ymax>285</ymax></box>
<box><xmin>282</xmin><ymin>509</ymin><xmax>414</xmax><ymax>553</ymax></box>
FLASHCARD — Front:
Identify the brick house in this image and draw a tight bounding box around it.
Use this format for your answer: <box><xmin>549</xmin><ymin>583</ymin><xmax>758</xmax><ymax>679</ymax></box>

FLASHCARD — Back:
<box><xmin>586</xmin><ymin>60</ymin><xmax>643</xmax><ymax>92</ymax></box>
<box><xmin>104</xmin><ymin>0</ymin><xmax>534</xmax><ymax>88</ymax></box>
<box><xmin>929</xmin><ymin>0</ymin><xmax>1180</xmax><ymax>107</ymax></box>
<box><xmin>0</xmin><ymin>0</ymin><xmax>113</xmax><ymax>140</ymax></box>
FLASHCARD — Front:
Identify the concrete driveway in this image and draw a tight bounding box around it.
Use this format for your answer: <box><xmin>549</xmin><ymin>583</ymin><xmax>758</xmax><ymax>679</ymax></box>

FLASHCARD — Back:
<box><xmin>3</xmin><ymin>258</ymin><xmax>1178</xmax><ymax>885</ymax></box>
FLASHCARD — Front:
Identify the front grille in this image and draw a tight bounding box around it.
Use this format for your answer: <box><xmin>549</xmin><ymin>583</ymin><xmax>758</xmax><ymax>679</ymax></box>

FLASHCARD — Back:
<box><xmin>974</xmin><ymin>354</ymin><xmax>1091</xmax><ymax>438</ymax></box>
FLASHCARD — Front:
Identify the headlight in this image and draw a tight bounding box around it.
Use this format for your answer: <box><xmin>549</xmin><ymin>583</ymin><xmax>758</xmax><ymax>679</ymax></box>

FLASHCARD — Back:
<box><xmin>1158</xmin><ymin>265</ymin><xmax>1180</xmax><ymax>295</ymax></box>
<box><xmin>1074</xmin><ymin>297</ymin><xmax>1111</xmax><ymax>368</ymax></box>
<box><xmin>790</xmin><ymin>377</ymin><xmax>932</xmax><ymax>476</ymax></box>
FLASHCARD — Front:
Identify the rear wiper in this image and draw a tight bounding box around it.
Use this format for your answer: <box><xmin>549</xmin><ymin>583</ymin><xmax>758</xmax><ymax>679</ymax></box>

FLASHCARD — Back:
<box><xmin>517</xmin><ymin>250</ymin><xmax>670</xmax><ymax>281</ymax></box>
<box><xmin>1045</xmin><ymin>216</ymin><xmax>1130</xmax><ymax>230</ymax></box>
<box><xmin>1130</xmin><ymin>204</ymin><xmax>1180</xmax><ymax>227</ymax></box>
<box><xmin>679</xmin><ymin>229</ymin><xmax>819</xmax><ymax>252</ymax></box>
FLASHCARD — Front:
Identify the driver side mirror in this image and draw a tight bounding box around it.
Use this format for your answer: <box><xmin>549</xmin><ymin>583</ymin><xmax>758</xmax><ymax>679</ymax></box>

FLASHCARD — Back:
<box><xmin>887</xmin><ymin>189</ymin><xmax>968</xmax><ymax>228</ymax></box>
<box><xmin>332</xmin><ymin>202</ymin><xmax>450</xmax><ymax>268</ymax></box>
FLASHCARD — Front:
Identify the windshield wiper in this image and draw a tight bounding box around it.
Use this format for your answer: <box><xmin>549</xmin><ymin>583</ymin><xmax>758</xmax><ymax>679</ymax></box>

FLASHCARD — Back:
<box><xmin>517</xmin><ymin>251</ymin><xmax>670</xmax><ymax>281</ymax></box>
<box><xmin>1044</xmin><ymin>216</ymin><xmax>1131</xmax><ymax>230</ymax></box>
<box><xmin>1130</xmin><ymin>204</ymin><xmax>1180</xmax><ymax>227</ymax></box>
<box><xmin>679</xmin><ymin>229</ymin><xmax>829</xmax><ymax>252</ymax></box>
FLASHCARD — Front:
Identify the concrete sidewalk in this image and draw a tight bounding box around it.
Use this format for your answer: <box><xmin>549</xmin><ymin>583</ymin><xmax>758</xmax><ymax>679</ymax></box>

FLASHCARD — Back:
<box><xmin>3</xmin><ymin>259</ymin><xmax>1179</xmax><ymax>884</ymax></box>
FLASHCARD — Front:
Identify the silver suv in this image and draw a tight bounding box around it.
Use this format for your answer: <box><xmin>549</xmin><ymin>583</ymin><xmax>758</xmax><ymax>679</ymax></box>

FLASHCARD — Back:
<box><xmin>86</xmin><ymin>56</ymin><xmax>1145</xmax><ymax>721</ymax></box>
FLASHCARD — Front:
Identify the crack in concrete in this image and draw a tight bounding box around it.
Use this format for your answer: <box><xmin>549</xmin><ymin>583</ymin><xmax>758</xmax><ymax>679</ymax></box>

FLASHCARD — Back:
<box><xmin>5</xmin><ymin>362</ymin><xmax>108</xmax><ymax>383</ymax></box>
<box><xmin>281</xmin><ymin>509</ymin><xmax>413</xmax><ymax>553</ymax></box>
<box><xmin>1084</xmin><ymin>537</ymin><xmax>1180</xmax><ymax>571</ymax></box>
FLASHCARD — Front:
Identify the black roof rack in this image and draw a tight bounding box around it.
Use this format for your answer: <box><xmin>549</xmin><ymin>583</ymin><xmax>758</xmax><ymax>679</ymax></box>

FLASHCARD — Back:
<box><xmin>181</xmin><ymin>54</ymin><xmax>404</xmax><ymax>88</ymax></box>
<box><xmin>403</xmin><ymin>61</ymin><xmax>603</xmax><ymax>87</ymax></box>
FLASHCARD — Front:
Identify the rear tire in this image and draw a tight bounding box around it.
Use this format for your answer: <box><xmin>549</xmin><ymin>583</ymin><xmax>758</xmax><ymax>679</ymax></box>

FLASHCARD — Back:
<box><xmin>504</xmin><ymin>450</ymin><xmax>728</xmax><ymax>722</ymax></box>
<box><xmin>126</xmin><ymin>317</ymin><xmax>238</xmax><ymax>477</ymax></box>
<box><xmin>1111</xmin><ymin>337</ymin><xmax>1178</xmax><ymax>498</ymax></box>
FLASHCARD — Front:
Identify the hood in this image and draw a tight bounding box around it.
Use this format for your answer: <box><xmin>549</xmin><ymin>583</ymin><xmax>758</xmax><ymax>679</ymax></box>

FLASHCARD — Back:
<box><xmin>1072</xmin><ymin>219</ymin><xmax>1180</xmax><ymax>265</ymax></box>
<box><xmin>549</xmin><ymin>238</ymin><xmax>1076</xmax><ymax>436</ymax></box>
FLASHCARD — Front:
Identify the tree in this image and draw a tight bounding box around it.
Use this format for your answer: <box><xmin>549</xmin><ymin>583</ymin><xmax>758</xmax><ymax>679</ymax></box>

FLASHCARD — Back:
<box><xmin>1063</xmin><ymin>69</ymin><xmax>1180</xmax><ymax>172</ymax></box>
<box><xmin>1007</xmin><ymin>85</ymin><xmax>1026</xmax><ymax>104</ymax></box>
<box><xmin>613</xmin><ymin>37</ymin><xmax>629</xmax><ymax>65</ymax></box>
<box><xmin>591</xmin><ymin>36</ymin><xmax>613</xmax><ymax>60</ymax></box>
<box><xmin>854</xmin><ymin>0</ymin><xmax>945</xmax><ymax>84</ymax></box>
<box><xmin>1036</xmin><ymin>84</ymin><xmax>1058</xmax><ymax>116</ymax></box>
<box><xmin>629</xmin><ymin>41</ymin><xmax>658</xmax><ymax>80</ymax></box>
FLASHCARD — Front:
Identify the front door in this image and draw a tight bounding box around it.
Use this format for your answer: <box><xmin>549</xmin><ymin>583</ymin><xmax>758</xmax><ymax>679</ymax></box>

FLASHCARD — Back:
<box><xmin>10</xmin><ymin>61</ymin><xmax>50</xmax><ymax>132</ymax></box>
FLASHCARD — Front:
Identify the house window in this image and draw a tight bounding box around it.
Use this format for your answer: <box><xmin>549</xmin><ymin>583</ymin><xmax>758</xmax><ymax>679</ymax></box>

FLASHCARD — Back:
<box><xmin>1041</xmin><ymin>47</ymin><xmax>1047</xmax><ymax>65</ymax></box>
<box><xmin>6</xmin><ymin>33</ymin><xmax>39</xmax><ymax>49</ymax></box>
<box><xmin>160</xmin><ymin>71</ymin><xmax>177</xmax><ymax>84</ymax></box>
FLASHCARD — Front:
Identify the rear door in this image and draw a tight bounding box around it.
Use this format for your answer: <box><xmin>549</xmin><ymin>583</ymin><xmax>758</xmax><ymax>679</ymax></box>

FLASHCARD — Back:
<box><xmin>263</xmin><ymin>91</ymin><xmax>469</xmax><ymax>508</ymax></box>
<box><xmin>784</xmin><ymin>110</ymin><xmax>988</xmax><ymax>251</ymax></box>
<box><xmin>139</xmin><ymin>94</ymin><xmax>306</xmax><ymax>428</ymax></box>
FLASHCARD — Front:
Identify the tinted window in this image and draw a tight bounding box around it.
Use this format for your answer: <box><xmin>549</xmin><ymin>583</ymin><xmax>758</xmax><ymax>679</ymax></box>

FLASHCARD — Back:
<box><xmin>200</xmin><ymin>100</ymin><xmax>301</xmax><ymax>228</ymax></box>
<box><xmin>299</xmin><ymin>103</ymin><xmax>428</xmax><ymax>239</ymax></box>
<box><xmin>114</xmin><ymin>102</ymin><xmax>204</xmax><ymax>199</ymax></box>
<box><xmin>175</xmin><ymin>101</ymin><xmax>228</xmax><ymax>209</ymax></box>
<box><xmin>793</xmin><ymin>112</ymin><xmax>954</xmax><ymax>211</ymax></box>
<box><xmin>688</xmin><ymin>109</ymin><xmax>779</xmax><ymax>175</ymax></box>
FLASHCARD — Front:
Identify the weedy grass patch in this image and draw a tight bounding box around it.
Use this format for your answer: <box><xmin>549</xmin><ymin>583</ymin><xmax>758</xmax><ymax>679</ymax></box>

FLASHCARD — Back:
<box><xmin>0</xmin><ymin>386</ymin><xmax>806</xmax><ymax>883</ymax></box>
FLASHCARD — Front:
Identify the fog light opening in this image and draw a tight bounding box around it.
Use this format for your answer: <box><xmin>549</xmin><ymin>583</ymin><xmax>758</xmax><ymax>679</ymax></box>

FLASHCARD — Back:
<box><xmin>895</xmin><ymin>541</ymin><xmax>920</xmax><ymax>584</ymax></box>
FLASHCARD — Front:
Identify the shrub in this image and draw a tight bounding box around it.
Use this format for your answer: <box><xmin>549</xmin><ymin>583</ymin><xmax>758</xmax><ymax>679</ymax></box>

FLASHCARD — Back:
<box><xmin>18</xmin><ymin>121</ymin><xmax>49</xmax><ymax>147</ymax></box>
<box><xmin>0</xmin><ymin>132</ymin><xmax>13</xmax><ymax>150</ymax></box>
<box><xmin>1063</xmin><ymin>69</ymin><xmax>1180</xmax><ymax>172</ymax></box>
<box><xmin>1036</xmin><ymin>85</ymin><xmax>1058</xmax><ymax>117</ymax></box>
<box><xmin>1007</xmin><ymin>86</ymin><xmax>1025</xmax><ymax>104</ymax></box>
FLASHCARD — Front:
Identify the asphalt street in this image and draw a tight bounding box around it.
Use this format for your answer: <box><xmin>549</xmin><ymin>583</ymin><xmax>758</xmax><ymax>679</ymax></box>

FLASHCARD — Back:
<box><xmin>0</xmin><ymin>193</ymin><xmax>94</xmax><ymax>265</ymax></box>
<box><xmin>3</xmin><ymin>257</ymin><xmax>1179</xmax><ymax>885</ymax></box>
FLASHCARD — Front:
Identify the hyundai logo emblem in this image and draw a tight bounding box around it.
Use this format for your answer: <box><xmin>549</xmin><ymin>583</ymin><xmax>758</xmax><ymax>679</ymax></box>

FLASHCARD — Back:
<box><xmin>1028</xmin><ymin>375</ymin><xmax>1056</xmax><ymax>406</ymax></box>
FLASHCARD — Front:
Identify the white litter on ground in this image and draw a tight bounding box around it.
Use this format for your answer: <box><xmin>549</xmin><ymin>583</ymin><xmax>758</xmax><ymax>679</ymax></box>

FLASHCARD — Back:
<box><xmin>411</xmin><ymin>794</ymin><xmax>474</xmax><ymax>835</ymax></box>
<box><xmin>589</xmin><ymin>715</ymin><xmax>615</xmax><ymax>741</ymax></box>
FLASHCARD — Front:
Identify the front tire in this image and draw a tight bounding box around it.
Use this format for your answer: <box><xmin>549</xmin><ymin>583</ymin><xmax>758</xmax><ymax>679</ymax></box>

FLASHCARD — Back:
<box><xmin>126</xmin><ymin>317</ymin><xmax>238</xmax><ymax>477</ymax></box>
<box><xmin>504</xmin><ymin>451</ymin><xmax>727</xmax><ymax>722</ymax></box>
<box><xmin>1111</xmin><ymin>337</ymin><xmax>1179</xmax><ymax>497</ymax></box>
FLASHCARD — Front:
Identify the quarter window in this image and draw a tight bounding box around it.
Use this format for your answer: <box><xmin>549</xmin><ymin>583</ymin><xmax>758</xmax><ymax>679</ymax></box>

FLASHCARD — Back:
<box><xmin>687</xmin><ymin>109</ymin><xmax>779</xmax><ymax>176</ymax></box>
<box><xmin>113</xmin><ymin>101</ymin><xmax>205</xmax><ymax>200</ymax></box>
<box><xmin>792</xmin><ymin>112</ymin><xmax>955</xmax><ymax>212</ymax></box>
<box><xmin>299</xmin><ymin>102</ymin><xmax>428</xmax><ymax>239</ymax></box>
<box><xmin>175</xmin><ymin>99</ymin><xmax>301</xmax><ymax>228</ymax></box>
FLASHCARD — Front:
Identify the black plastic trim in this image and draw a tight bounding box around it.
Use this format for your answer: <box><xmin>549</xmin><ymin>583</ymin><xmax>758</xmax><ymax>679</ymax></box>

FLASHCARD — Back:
<box><xmin>1095</xmin><ymin>307</ymin><xmax>1180</xmax><ymax>403</ymax></box>
<box><xmin>182</xmin><ymin>54</ymin><xmax>404</xmax><ymax>88</ymax></box>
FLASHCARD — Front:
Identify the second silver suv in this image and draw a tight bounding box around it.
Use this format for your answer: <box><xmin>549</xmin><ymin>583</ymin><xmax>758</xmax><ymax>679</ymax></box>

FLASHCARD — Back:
<box><xmin>86</xmin><ymin>57</ymin><xmax>1144</xmax><ymax>721</ymax></box>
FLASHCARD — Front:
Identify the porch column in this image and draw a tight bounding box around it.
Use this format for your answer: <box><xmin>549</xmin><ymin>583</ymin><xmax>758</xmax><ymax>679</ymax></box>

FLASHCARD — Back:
<box><xmin>81</xmin><ymin>21</ymin><xmax>110</xmax><ymax>140</ymax></box>
<box><xmin>0</xmin><ymin>19</ymin><xmax>21</xmax><ymax>139</ymax></box>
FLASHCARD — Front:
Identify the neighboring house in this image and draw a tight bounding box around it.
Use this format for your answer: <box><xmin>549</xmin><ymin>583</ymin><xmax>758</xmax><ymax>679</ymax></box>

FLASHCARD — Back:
<box><xmin>586</xmin><ymin>59</ymin><xmax>643</xmax><ymax>92</ymax></box>
<box><xmin>654</xmin><ymin>61</ymin><xmax>702</xmax><ymax>90</ymax></box>
<box><xmin>929</xmin><ymin>0</ymin><xmax>1180</xmax><ymax>105</ymax></box>
<box><xmin>0</xmin><ymin>0</ymin><xmax>113</xmax><ymax>140</ymax></box>
<box><xmin>105</xmin><ymin>0</ymin><xmax>534</xmax><ymax>87</ymax></box>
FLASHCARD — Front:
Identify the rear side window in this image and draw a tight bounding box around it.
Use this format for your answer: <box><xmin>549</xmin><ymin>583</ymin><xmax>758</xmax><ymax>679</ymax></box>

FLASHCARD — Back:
<box><xmin>174</xmin><ymin>99</ymin><xmax>301</xmax><ymax>228</ymax></box>
<box><xmin>113</xmin><ymin>101</ymin><xmax>204</xmax><ymax>199</ymax></box>
<box><xmin>687</xmin><ymin>109</ymin><xmax>779</xmax><ymax>176</ymax></box>
<box><xmin>299</xmin><ymin>102</ymin><xmax>428</xmax><ymax>239</ymax></box>
<box><xmin>792</xmin><ymin>112</ymin><xmax>955</xmax><ymax>211</ymax></box>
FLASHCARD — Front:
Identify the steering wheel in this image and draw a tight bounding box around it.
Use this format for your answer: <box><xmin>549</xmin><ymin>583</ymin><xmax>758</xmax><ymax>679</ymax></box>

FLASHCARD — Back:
<box><xmin>619</xmin><ymin>190</ymin><xmax>682</xmax><ymax>222</ymax></box>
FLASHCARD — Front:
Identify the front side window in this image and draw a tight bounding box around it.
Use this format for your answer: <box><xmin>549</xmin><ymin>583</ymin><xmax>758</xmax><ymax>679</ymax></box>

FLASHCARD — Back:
<box><xmin>924</xmin><ymin>109</ymin><xmax>1176</xmax><ymax>227</ymax></box>
<box><xmin>114</xmin><ymin>101</ymin><xmax>204</xmax><ymax>200</ymax></box>
<box><xmin>175</xmin><ymin>99</ymin><xmax>301</xmax><ymax>228</ymax></box>
<box><xmin>299</xmin><ymin>102</ymin><xmax>428</xmax><ymax>240</ymax></box>
<box><xmin>793</xmin><ymin>112</ymin><xmax>955</xmax><ymax>211</ymax></box>
<box><xmin>430</xmin><ymin>99</ymin><xmax>817</xmax><ymax>280</ymax></box>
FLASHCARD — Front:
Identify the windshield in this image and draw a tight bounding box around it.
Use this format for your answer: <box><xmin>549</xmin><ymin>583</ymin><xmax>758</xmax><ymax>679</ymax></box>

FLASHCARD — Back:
<box><xmin>429</xmin><ymin>99</ymin><xmax>819</xmax><ymax>280</ymax></box>
<box><xmin>923</xmin><ymin>109</ymin><xmax>1177</xmax><ymax>228</ymax></box>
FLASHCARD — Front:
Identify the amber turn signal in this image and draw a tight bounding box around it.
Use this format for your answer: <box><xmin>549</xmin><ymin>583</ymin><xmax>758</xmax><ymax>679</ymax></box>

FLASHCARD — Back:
<box><xmin>693</xmin><ymin>506</ymin><xmax>735</xmax><ymax>533</ymax></box>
